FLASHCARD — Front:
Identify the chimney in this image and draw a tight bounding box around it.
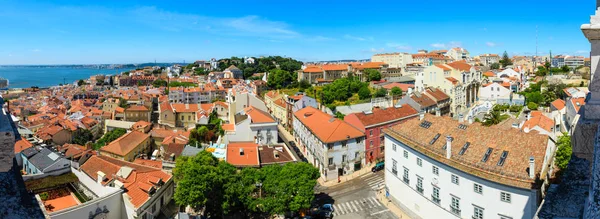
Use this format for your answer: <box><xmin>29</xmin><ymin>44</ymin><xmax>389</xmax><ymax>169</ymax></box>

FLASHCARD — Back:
<box><xmin>97</xmin><ymin>171</ymin><xmax>106</xmax><ymax>184</ymax></box>
<box><xmin>468</xmin><ymin>116</ymin><xmax>473</xmax><ymax>124</ymax></box>
<box><xmin>240</xmin><ymin>148</ymin><xmax>245</xmax><ymax>155</ymax></box>
<box><xmin>458</xmin><ymin>114</ymin><xmax>464</xmax><ymax>123</ymax></box>
<box><xmin>529</xmin><ymin>156</ymin><xmax>535</xmax><ymax>179</ymax></box>
<box><xmin>446</xmin><ymin>136</ymin><xmax>452</xmax><ymax>159</ymax></box>
<box><xmin>435</xmin><ymin>108</ymin><xmax>441</xmax><ymax>117</ymax></box>
<box><xmin>419</xmin><ymin>111</ymin><xmax>425</xmax><ymax>121</ymax></box>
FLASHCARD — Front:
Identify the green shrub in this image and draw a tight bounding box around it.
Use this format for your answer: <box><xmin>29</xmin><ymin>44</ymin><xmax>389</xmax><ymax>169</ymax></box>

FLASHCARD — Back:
<box><xmin>39</xmin><ymin>192</ymin><xmax>49</xmax><ymax>200</ymax></box>
<box><xmin>527</xmin><ymin>102</ymin><xmax>538</xmax><ymax>110</ymax></box>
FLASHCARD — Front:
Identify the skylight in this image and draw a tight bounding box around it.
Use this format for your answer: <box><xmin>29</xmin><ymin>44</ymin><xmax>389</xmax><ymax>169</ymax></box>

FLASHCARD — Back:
<box><xmin>482</xmin><ymin>148</ymin><xmax>493</xmax><ymax>162</ymax></box>
<box><xmin>420</xmin><ymin>121</ymin><xmax>432</xmax><ymax>129</ymax></box>
<box><xmin>458</xmin><ymin>124</ymin><xmax>467</xmax><ymax>130</ymax></box>
<box><xmin>429</xmin><ymin>133</ymin><xmax>441</xmax><ymax>145</ymax></box>
<box><xmin>458</xmin><ymin>142</ymin><xmax>470</xmax><ymax>155</ymax></box>
<box><xmin>497</xmin><ymin>151</ymin><xmax>509</xmax><ymax>166</ymax></box>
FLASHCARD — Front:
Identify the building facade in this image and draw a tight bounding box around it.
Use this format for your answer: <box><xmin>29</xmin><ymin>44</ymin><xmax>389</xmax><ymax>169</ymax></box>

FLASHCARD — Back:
<box><xmin>371</xmin><ymin>53</ymin><xmax>414</xmax><ymax>68</ymax></box>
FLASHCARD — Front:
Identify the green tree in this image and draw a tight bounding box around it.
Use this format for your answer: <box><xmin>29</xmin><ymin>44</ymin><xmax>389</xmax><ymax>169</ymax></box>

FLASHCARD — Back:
<box><xmin>152</xmin><ymin>79</ymin><xmax>168</xmax><ymax>88</ymax></box>
<box><xmin>365</xmin><ymin>69</ymin><xmax>382</xmax><ymax>81</ymax></box>
<box><xmin>358</xmin><ymin>86</ymin><xmax>371</xmax><ymax>100</ymax></box>
<box><xmin>483</xmin><ymin>111</ymin><xmax>502</xmax><ymax>126</ymax></box>
<box><xmin>390</xmin><ymin>87</ymin><xmax>403</xmax><ymax>96</ymax></box>
<box><xmin>194</xmin><ymin>67</ymin><xmax>207</xmax><ymax>75</ymax></box>
<box><xmin>169</xmin><ymin>81</ymin><xmax>197</xmax><ymax>87</ymax></box>
<box><xmin>544</xmin><ymin>61</ymin><xmax>551</xmax><ymax>70</ymax></box>
<box><xmin>77</xmin><ymin>79</ymin><xmax>85</xmax><ymax>86</ymax></box>
<box><xmin>374</xmin><ymin>88</ymin><xmax>387</xmax><ymax>98</ymax></box>
<box><xmin>555</xmin><ymin>133</ymin><xmax>572</xmax><ymax>169</ymax></box>
<box><xmin>335</xmin><ymin>112</ymin><xmax>345</xmax><ymax>120</ymax></box>
<box><xmin>490</xmin><ymin>63</ymin><xmax>500</xmax><ymax>70</ymax></box>
<box><xmin>499</xmin><ymin>51</ymin><xmax>513</xmax><ymax>68</ymax></box>
<box><xmin>93</xmin><ymin>128</ymin><xmax>127</xmax><ymax>149</ymax></box>
<box><xmin>73</xmin><ymin>129</ymin><xmax>94</xmax><ymax>145</ymax></box>
<box><xmin>118</xmin><ymin>98</ymin><xmax>128</xmax><ymax>108</ymax></box>
<box><xmin>267</xmin><ymin>69</ymin><xmax>293</xmax><ymax>89</ymax></box>
<box><xmin>527</xmin><ymin>102</ymin><xmax>538</xmax><ymax>110</ymax></box>
<box><xmin>298</xmin><ymin>80</ymin><xmax>311</xmax><ymax>89</ymax></box>
<box><xmin>561</xmin><ymin>65</ymin><xmax>570</xmax><ymax>73</ymax></box>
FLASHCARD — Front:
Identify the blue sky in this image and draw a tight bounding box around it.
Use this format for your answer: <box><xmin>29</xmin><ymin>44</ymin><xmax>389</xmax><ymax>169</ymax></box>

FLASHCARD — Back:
<box><xmin>0</xmin><ymin>0</ymin><xmax>595</xmax><ymax>64</ymax></box>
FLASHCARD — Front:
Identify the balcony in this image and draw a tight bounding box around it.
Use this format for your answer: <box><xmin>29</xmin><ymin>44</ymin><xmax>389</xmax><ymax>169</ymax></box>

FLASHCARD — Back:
<box><xmin>392</xmin><ymin>169</ymin><xmax>397</xmax><ymax>176</ymax></box>
<box><xmin>416</xmin><ymin>187</ymin><xmax>423</xmax><ymax>194</ymax></box>
<box><xmin>450</xmin><ymin>206</ymin><xmax>461</xmax><ymax>216</ymax></box>
<box><xmin>403</xmin><ymin>177</ymin><xmax>409</xmax><ymax>184</ymax></box>
<box><xmin>431</xmin><ymin>196</ymin><xmax>440</xmax><ymax>205</ymax></box>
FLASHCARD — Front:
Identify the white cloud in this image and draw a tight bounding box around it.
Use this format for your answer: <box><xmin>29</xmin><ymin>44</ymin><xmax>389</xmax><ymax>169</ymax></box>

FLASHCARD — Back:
<box><xmin>31</xmin><ymin>49</ymin><xmax>41</xmax><ymax>52</ymax></box>
<box><xmin>370</xmin><ymin>48</ymin><xmax>385</xmax><ymax>53</ymax></box>
<box><xmin>575</xmin><ymin>50</ymin><xmax>589</xmax><ymax>54</ymax></box>
<box><xmin>430</xmin><ymin>43</ymin><xmax>446</xmax><ymax>48</ymax></box>
<box><xmin>486</xmin><ymin>42</ymin><xmax>497</xmax><ymax>47</ymax></box>
<box><xmin>386</xmin><ymin>43</ymin><xmax>412</xmax><ymax>51</ymax></box>
<box><xmin>344</xmin><ymin>34</ymin><xmax>373</xmax><ymax>41</ymax></box>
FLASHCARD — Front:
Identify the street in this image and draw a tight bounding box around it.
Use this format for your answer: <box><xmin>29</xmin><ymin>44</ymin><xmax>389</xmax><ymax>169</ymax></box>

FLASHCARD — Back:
<box><xmin>315</xmin><ymin>171</ymin><xmax>397</xmax><ymax>219</ymax></box>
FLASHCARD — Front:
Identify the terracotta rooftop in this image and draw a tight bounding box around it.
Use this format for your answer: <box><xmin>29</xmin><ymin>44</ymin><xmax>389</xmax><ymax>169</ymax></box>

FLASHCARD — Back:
<box><xmin>571</xmin><ymin>97</ymin><xmax>586</xmax><ymax>112</ymax></box>
<box><xmin>80</xmin><ymin>155</ymin><xmax>172</xmax><ymax>208</ymax></box>
<box><xmin>424</xmin><ymin>87</ymin><xmax>450</xmax><ymax>102</ymax></box>
<box><xmin>483</xmin><ymin>71</ymin><xmax>496</xmax><ymax>77</ymax></box>
<box><xmin>435</xmin><ymin>64</ymin><xmax>451</xmax><ymax>71</ymax></box>
<box><xmin>100</xmin><ymin>131</ymin><xmax>150</xmax><ymax>156</ymax></box>
<box><xmin>133</xmin><ymin>158</ymin><xmax>163</xmax><ymax>169</ymax></box>
<box><xmin>244</xmin><ymin>106</ymin><xmax>276</xmax><ymax>124</ymax></box>
<box><xmin>322</xmin><ymin>64</ymin><xmax>348</xmax><ymax>71</ymax></box>
<box><xmin>522</xmin><ymin>111</ymin><xmax>554</xmax><ymax>133</ymax></box>
<box><xmin>14</xmin><ymin>139</ymin><xmax>33</xmax><ymax>154</ymax></box>
<box><xmin>226</xmin><ymin>142</ymin><xmax>260</xmax><ymax>167</ymax></box>
<box><xmin>345</xmin><ymin>104</ymin><xmax>418</xmax><ymax>129</ymax></box>
<box><xmin>410</xmin><ymin>93</ymin><xmax>436</xmax><ymax>108</ymax></box>
<box><xmin>446</xmin><ymin>60</ymin><xmax>472</xmax><ymax>72</ymax></box>
<box><xmin>303</xmin><ymin>66</ymin><xmax>323</xmax><ymax>73</ymax></box>
<box><xmin>382</xmin><ymin>82</ymin><xmax>414</xmax><ymax>91</ymax></box>
<box><xmin>294</xmin><ymin>106</ymin><xmax>365</xmax><ymax>143</ymax></box>
<box><xmin>445</xmin><ymin>77</ymin><xmax>459</xmax><ymax>85</ymax></box>
<box><xmin>384</xmin><ymin>114</ymin><xmax>549</xmax><ymax>189</ymax></box>
<box><xmin>258</xmin><ymin>145</ymin><xmax>296</xmax><ymax>165</ymax></box>
<box><xmin>551</xmin><ymin>99</ymin><xmax>566</xmax><ymax>111</ymax></box>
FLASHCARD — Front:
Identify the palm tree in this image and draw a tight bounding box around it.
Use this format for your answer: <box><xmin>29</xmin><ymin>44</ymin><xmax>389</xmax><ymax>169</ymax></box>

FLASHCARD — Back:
<box><xmin>483</xmin><ymin>111</ymin><xmax>502</xmax><ymax>126</ymax></box>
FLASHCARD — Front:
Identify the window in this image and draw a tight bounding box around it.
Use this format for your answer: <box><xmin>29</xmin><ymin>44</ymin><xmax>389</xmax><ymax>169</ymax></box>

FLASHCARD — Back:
<box><xmin>403</xmin><ymin>167</ymin><xmax>409</xmax><ymax>184</ymax></box>
<box><xmin>417</xmin><ymin>158</ymin><xmax>422</xmax><ymax>167</ymax></box>
<box><xmin>341</xmin><ymin>141</ymin><xmax>347</xmax><ymax>147</ymax></box>
<box><xmin>474</xmin><ymin>183</ymin><xmax>483</xmax><ymax>194</ymax></box>
<box><xmin>327</xmin><ymin>143</ymin><xmax>334</xmax><ymax>150</ymax></box>
<box><xmin>416</xmin><ymin>176</ymin><xmax>423</xmax><ymax>194</ymax></box>
<box><xmin>328</xmin><ymin>157</ymin><xmax>333</xmax><ymax>165</ymax></box>
<box><xmin>380</xmin><ymin>146</ymin><xmax>384</xmax><ymax>153</ymax></box>
<box><xmin>380</xmin><ymin>136</ymin><xmax>384</xmax><ymax>143</ymax></box>
<box><xmin>451</xmin><ymin>196</ymin><xmax>461</xmax><ymax>216</ymax></box>
<box><xmin>342</xmin><ymin>155</ymin><xmax>347</xmax><ymax>163</ymax></box>
<box><xmin>392</xmin><ymin>144</ymin><xmax>397</xmax><ymax>151</ymax></box>
<box><xmin>370</xmin><ymin>140</ymin><xmax>373</xmax><ymax>146</ymax></box>
<box><xmin>501</xmin><ymin>192</ymin><xmax>511</xmax><ymax>203</ymax></box>
<box><xmin>473</xmin><ymin>205</ymin><xmax>484</xmax><ymax>219</ymax></box>
<box><xmin>355</xmin><ymin>152</ymin><xmax>359</xmax><ymax>160</ymax></box>
<box><xmin>432</xmin><ymin>166</ymin><xmax>439</xmax><ymax>175</ymax></box>
<box><xmin>370</xmin><ymin>130</ymin><xmax>373</xmax><ymax>136</ymax></box>
<box><xmin>403</xmin><ymin>150</ymin><xmax>408</xmax><ymax>158</ymax></box>
<box><xmin>432</xmin><ymin>186</ymin><xmax>440</xmax><ymax>204</ymax></box>
<box><xmin>392</xmin><ymin>159</ymin><xmax>398</xmax><ymax>175</ymax></box>
<box><xmin>451</xmin><ymin>174</ymin><xmax>459</xmax><ymax>185</ymax></box>
<box><xmin>356</xmin><ymin>137</ymin><xmax>362</xmax><ymax>144</ymax></box>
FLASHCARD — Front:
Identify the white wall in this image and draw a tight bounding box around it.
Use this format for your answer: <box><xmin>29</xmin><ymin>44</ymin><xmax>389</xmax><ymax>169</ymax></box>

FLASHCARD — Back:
<box><xmin>479</xmin><ymin>83</ymin><xmax>511</xmax><ymax>102</ymax></box>
<box><xmin>49</xmin><ymin>189</ymin><xmax>123</xmax><ymax>219</ymax></box>
<box><xmin>384</xmin><ymin>134</ymin><xmax>539</xmax><ymax>219</ymax></box>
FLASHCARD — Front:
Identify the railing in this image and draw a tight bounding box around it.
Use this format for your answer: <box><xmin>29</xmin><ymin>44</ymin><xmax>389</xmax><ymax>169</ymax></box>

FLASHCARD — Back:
<box><xmin>450</xmin><ymin>206</ymin><xmax>461</xmax><ymax>216</ymax></box>
<box><xmin>403</xmin><ymin>177</ymin><xmax>409</xmax><ymax>184</ymax></box>
<box><xmin>416</xmin><ymin>187</ymin><xmax>424</xmax><ymax>194</ymax></box>
<box><xmin>431</xmin><ymin>196</ymin><xmax>440</xmax><ymax>204</ymax></box>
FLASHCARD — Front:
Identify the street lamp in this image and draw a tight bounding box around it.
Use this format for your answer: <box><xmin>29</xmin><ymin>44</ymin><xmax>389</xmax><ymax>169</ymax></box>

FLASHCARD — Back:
<box><xmin>255</xmin><ymin>182</ymin><xmax>263</xmax><ymax>198</ymax></box>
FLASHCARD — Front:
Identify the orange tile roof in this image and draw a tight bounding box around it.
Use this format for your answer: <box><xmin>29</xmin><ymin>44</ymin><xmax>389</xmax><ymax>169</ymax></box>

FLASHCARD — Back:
<box><xmin>345</xmin><ymin>104</ymin><xmax>418</xmax><ymax>128</ymax></box>
<box><xmin>149</xmin><ymin>128</ymin><xmax>190</xmax><ymax>139</ymax></box>
<box><xmin>385</xmin><ymin>114</ymin><xmax>549</xmax><ymax>189</ymax></box>
<box><xmin>322</xmin><ymin>64</ymin><xmax>349</xmax><ymax>71</ymax></box>
<box><xmin>354</xmin><ymin>62</ymin><xmax>386</xmax><ymax>70</ymax></box>
<box><xmin>132</xmin><ymin>120</ymin><xmax>152</xmax><ymax>130</ymax></box>
<box><xmin>446</xmin><ymin>60</ymin><xmax>472</xmax><ymax>72</ymax></box>
<box><xmin>244</xmin><ymin>106</ymin><xmax>276</xmax><ymax>123</ymax></box>
<box><xmin>274</xmin><ymin>98</ymin><xmax>286</xmax><ymax>108</ymax></box>
<box><xmin>126</xmin><ymin>105</ymin><xmax>149</xmax><ymax>112</ymax></box>
<box><xmin>294</xmin><ymin>107</ymin><xmax>365</xmax><ymax>143</ymax></box>
<box><xmin>551</xmin><ymin>99</ymin><xmax>566</xmax><ymax>111</ymax></box>
<box><xmin>435</xmin><ymin>64</ymin><xmax>451</xmax><ymax>71</ymax></box>
<box><xmin>100</xmin><ymin>131</ymin><xmax>150</xmax><ymax>156</ymax></box>
<box><xmin>14</xmin><ymin>139</ymin><xmax>33</xmax><ymax>153</ymax></box>
<box><xmin>43</xmin><ymin>194</ymin><xmax>79</xmax><ymax>212</ymax></box>
<box><xmin>80</xmin><ymin>155</ymin><xmax>172</xmax><ymax>208</ymax></box>
<box><xmin>483</xmin><ymin>71</ymin><xmax>496</xmax><ymax>77</ymax></box>
<box><xmin>424</xmin><ymin>87</ymin><xmax>450</xmax><ymax>101</ymax></box>
<box><xmin>222</xmin><ymin>124</ymin><xmax>235</xmax><ymax>131</ymax></box>
<box><xmin>133</xmin><ymin>158</ymin><xmax>163</xmax><ymax>169</ymax></box>
<box><xmin>445</xmin><ymin>77</ymin><xmax>459</xmax><ymax>85</ymax></box>
<box><xmin>226</xmin><ymin>142</ymin><xmax>260</xmax><ymax>167</ymax></box>
<box><xmin>571</xmin><ymin>97</ymin><xmax>585</xmax><ymax>112</ymax></box>
<box><xmin>303</xmin><ymin>65</ymin><xmax>323</xmax><ymax>73</ymax></box>
<box><xmin>522</xmin><ymin>111</ymin><xmax>554</xmax><ymax>133</ymax></box>
<box><xmin>382</xmin><ymin>82</ymin><xmax>414</xmax><ymax>91</ymax></box>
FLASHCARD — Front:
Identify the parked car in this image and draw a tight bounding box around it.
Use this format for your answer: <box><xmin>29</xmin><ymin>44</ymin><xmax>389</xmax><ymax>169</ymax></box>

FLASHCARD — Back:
<box><xmin>372</xmin><ymin>162</ymin><xmax>384</xmax><ymax>172</ymax></box>
<box><xmin>318</xmin><ymin>204</ymin><xmax>334</xmax><ymax>219</ymax></box>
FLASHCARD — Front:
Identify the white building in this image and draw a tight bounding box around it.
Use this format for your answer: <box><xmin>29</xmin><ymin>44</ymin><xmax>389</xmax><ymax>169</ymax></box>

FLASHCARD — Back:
<box><xmin>293</xmin><ymin>106</ymin><xmax>365</xmax><ymax>181</ymax></box>
<box><xmin>224</xmin><ymin>106</ymin><xmax>278</xmax><ymax>145</ymax></box>
<box><xmin>478</xmin><ymin>82</ymin><xmax>512</xmax><ymax>102</ymax></box>
<box><xmin>384</xmin><ymin>114</ymin><xmax>553</xmax><ymax>219</ymax></box>
<box><xmin>564</xmin><ymin>56</ymin><xmax>585</xmax><ymax>69</ymax></box>
<box><xmin>447</xmin><ymin>47</ymin><xmax>471</xmax><ymax>61</ymax></box>
<box><xmin>371</xmin><ymin>52</ymin><xmax>414</xmax><ymax>68</ymax></box>
<box><xmin>478</xmin><ymin>54</ymin><xmax>500</xmax><ymax>67</ymax></box>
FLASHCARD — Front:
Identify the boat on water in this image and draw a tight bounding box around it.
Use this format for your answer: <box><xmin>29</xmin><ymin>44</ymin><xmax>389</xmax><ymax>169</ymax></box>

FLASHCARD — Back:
<box><xmin>0</xmin><ymin>77</ymin><xmax>9</xmax><ymax>90</ymax></box>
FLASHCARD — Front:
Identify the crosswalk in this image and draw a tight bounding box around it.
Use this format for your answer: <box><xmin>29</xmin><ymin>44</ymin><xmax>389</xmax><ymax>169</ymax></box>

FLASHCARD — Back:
<box><xmin>331</xmin><ymin>197</ymin><xmax>383</xmax><ymax>216</ymax></box>
<box><xmin>362</xmin><ymin>173</ymin><xmax>385</xmax><ymax>190</ymax></box>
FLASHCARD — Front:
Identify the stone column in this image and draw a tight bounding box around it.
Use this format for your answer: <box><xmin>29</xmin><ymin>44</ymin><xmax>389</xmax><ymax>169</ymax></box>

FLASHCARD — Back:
<box><xmin>573</xmin><ymin>5</ymin><xmax>600</xmax><ymax>162</ymax></box>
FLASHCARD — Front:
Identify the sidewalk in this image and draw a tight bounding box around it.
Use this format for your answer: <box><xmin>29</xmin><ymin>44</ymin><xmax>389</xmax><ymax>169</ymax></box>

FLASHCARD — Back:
<box><xmin>317</xmin><ymin>162</ymin><xmax>376</xmax><ymax>187</ymax></box>
<box><xmin>376</xmin><ymin>188</ymin><xmax>411</xmax><ymax>219</ymax></box>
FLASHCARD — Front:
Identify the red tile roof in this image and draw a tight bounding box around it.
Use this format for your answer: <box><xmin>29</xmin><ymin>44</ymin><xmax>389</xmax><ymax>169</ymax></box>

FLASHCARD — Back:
<box><xmin>303</xmin><ymin>66</ymin><xmax>323</xmax><ymax>73</ymax></box>
<box><xmin>435</xmin><ymin>64</ymin><xmax>451</xmax><ymax>71</ymax></box>
<box><xmin>133</xmin><ymin>158</ymin><xmax>163</xmax><ymax>169</ymax></box>
<box><xmin>345</xmin><ymin>104</ymin><xmax>418</xmax><ymax>129</ymax></box>
<box><xmin>571</xmin><ymin>97</ymin><xmax>586</xmax><ymax>112</ymax></box>
<box><xmin>483</xmin><ymin>71</ymin><xmax>496</xmax><ymax>77</ymax></box>
<box><xmin>410</xmin><ymin>93</ymin><xmax>436</xmax><ymax>108</ymax></box>
<box><xmin>382</xmin><ymin>82</ymin><xmax>414</xmax><ymax>91</ymax></box>
<box><xmin>14</xmin><ymin>139</ymin><xmax>33</xmax><ymax>154</ymax></box>
<box><xmin>322</xmin><ymin>64</ymin><xmax>348</xmax><ymax>71</ymax></box>
<box><xmin>244</xmin><ymin>106</ymin><xmax>276</xmax><ymax>123</ymax></box>
<box><xmin>445</xmin><ymin>77</ymin><xmax>459</xmax><ymax>85</ymax></box>
<box><xmin>385</xmin><ymin>114</ymin><xmax>549</xmax><ymax>189</ymax></box>
<box><xmin>551</xmin><ymin>99</ymin><xmax>566</xmax><ymax>111</ymax></box>
<box><xmin>80</xmin><ymin>155</ymin><xmax>172</xmax><ymax>208</ymax></box>
<box><xmin>100</xmin><ymin>131</ymin><xmax>150</xmax><ymax>157</ymax></box>
<box><xmin>294</xmin><ymin>107</ymin><xmax>365</xmax><ymax>143</ymax></box>
<box><xmin>446</xmin><ymin>60</ymin><xmax>472</xmax><ymax>72</ymax></box>
<box><xmin>522</xmin><ymin>111</ymin><xmax>554</xmax><ymax>133</ymax></box>
<box><xmin>226</xmin><ymin>142</ymin><xmax>260</xmax><ymax>167</ymax></box>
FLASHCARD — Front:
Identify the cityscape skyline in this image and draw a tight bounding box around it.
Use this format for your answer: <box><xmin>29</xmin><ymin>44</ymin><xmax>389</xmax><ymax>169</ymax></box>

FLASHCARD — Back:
<box><xmin>0</xmin><ymin>0</ymin><xmax>595</xmax><ymax>65</ymax></box>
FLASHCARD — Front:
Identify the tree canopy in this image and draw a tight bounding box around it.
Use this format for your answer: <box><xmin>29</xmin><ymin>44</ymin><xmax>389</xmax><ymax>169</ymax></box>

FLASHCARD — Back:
<box><xmin>555</xmin><ymin>133</ymin><xmax>572</xmax><ymax>170</ymax></box>
<box><xmin>374</xmin><ymin>88</ymin><xmax>387</xmax><ymax>98</ymax></box>
<box><xmin>320</xmin><ymin>77</ymin><xmax>369</xmax><ymax>104</ymax></box>
<box><xmin>93</xmin><ymin>128</ymin><xmax>127</xmax><ymax>149</ymax></box>
<box><xmin>216</xmin><ymin>56</ymin><xmax>303</xmax><ymax>79</ymax></box>
<box><xmin>358</xmin><ymin>86</ymin><xmax>372</xmax><ymax>100</ymax></box>
<box><xmin>173</xmin><ymin>151</ymin><xmax>320</xmax><ymax>218</ymax></box>
<box><xmin>73</xmin><ymin>129</ymin><xmax>94</xmax><ymax>146</ymax></box>
<box><xmin>390</xmin><ymin>87</ymin><xmax>403</xmax><ymax>96</ymax></box>
<box><xmin>365</xmin><ymin>69</ymin><xmax>382</xmax><ymax>81</ymax></box>
<box><xmin>499</xmin><ymin>51</ymin><xmax>513</xmax><ymax>68</ymax></box>
<box><xmin>152</xmin><ymin>79</ymin><xmax>168</xmax><ymax>88</ymax></box>
<box><xmin>490</xmin><ymin>63</ymin><xmax>500</xmax><ymax>70</ymax></box>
